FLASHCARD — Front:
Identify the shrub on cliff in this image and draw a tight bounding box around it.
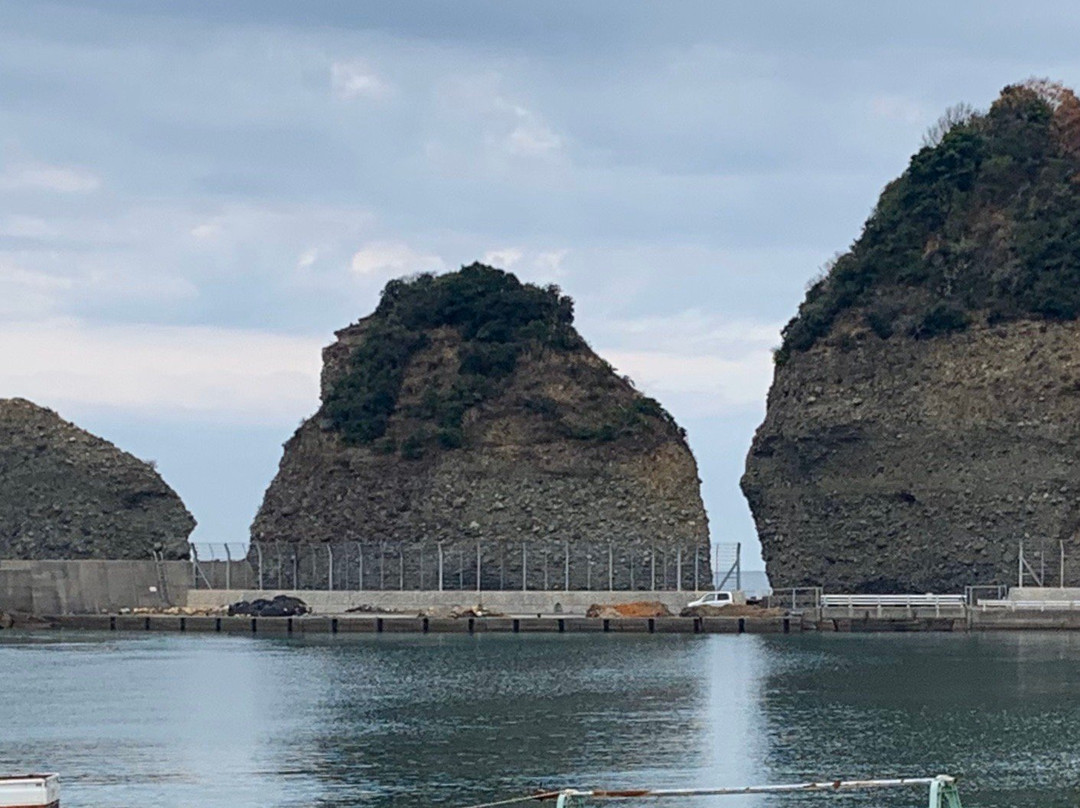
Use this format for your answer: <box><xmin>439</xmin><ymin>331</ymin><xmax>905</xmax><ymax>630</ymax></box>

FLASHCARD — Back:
<box><xmin>324</xmin><ymin>264</ymin><xmax>582</xmax><ymax>448</ymax></box>
<box><xmin>778</xmin><ymin>79</ymin><xmax>1080</xmax><ymax>362</ymax></box>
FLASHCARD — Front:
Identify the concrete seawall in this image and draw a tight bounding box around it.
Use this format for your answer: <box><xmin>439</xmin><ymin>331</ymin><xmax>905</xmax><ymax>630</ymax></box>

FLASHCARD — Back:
<box><xmin>185</xmin><ymin>588</ymin><xmax>719</xmax><ymax>616</ymax></box>
<box><xmin>41</xmin><ymin>613</ymin><xmax>798</xmax><ymax>635</ymax></box>
<box><xmin>0</xmin><ymin>560</ymin><xmax>189</xmax><ymax>614</ymax></box>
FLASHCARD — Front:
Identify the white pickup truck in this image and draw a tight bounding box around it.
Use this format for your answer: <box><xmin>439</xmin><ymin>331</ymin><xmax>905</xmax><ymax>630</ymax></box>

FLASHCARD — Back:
<box><xmin>686</xmin><ymin>591</ymin><xmax>734</xmax><ymax>609</ymax></box>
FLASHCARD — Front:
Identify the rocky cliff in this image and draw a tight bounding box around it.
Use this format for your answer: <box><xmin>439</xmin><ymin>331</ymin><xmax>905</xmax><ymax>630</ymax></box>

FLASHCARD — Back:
<box><xmin>0</xmin><ymin>398</ymin><xmax>195</xmax><ymax>559</ymax></box>
<box><xmin>252</xmin><ymin>265</ymin><xmax>708</xmax><ymax>588</ymax></box>
<box><xmin>744</xmin><ymin>81</ymin><xmax>1080</xmax><ymax>592</ymax></box>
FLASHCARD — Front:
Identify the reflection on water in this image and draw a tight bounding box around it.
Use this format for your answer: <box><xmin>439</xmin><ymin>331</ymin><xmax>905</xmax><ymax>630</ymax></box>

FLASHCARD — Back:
<box><xmin>0</xmin><ymin>632</ymin><xmax>1078</xmax><ymax>807</ymax></box>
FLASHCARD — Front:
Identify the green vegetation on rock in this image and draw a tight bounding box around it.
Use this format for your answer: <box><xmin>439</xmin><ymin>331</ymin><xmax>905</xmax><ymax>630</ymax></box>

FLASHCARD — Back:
<box><xmin>777</xmin><ymin>79</ymin><xmax>1080</xmax><ymax>364</ymax></box>
<box><xmin>324</xmin><ymin>263</ymin><xmax>581</xmax><ymax>449</ymax></box>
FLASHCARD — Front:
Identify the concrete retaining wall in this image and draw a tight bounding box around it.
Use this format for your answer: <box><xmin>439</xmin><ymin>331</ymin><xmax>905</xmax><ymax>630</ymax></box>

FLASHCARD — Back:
<box><xmin>0</xmin><ymin>560</ymin><xmax>190</xmax><ymax>614</ymax></box>
<box><xmin>1008</xmin><ymin>587</ymin><xmax>1080</xmax><ymax>601</ymax></box>
<box><xmin>185</xmin><ymin>588</ymin><xmax>724</xmax><ymax>615</ymax></box>
<box><xmin>969</xmin><ymin>609</ymin><xmax>1080</xmax><ymax>630</ymax></box>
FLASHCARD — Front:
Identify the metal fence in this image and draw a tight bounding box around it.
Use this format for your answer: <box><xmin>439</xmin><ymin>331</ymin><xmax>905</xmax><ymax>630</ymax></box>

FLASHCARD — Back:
<box><xmin>1017</xmin><ymin>539</ymin><xmax>1077</xmax><ymax>587</ymax></box>
<box><xmin>766</xmin><ymin>587</ymin><xmax>822</xmax><ymax>611</ymax></box>
<box><xmin>190</xmin><ymin>541</ymin><xmax>740</xmax><ymax>592</ymax></box>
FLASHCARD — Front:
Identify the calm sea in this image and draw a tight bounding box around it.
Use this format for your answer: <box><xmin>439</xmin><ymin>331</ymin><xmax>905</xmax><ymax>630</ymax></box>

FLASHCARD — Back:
<box><xmin>0</xmin><ymin>631</ymin><xmax>1077</xmax><ymax>808</ymax></box>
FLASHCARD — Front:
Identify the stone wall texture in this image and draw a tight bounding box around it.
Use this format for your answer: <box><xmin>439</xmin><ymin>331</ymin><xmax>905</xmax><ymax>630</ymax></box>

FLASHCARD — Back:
<box><xmin>742</xmin><ymin>318</ymin><xmax>1080</xmax><ymax>592</ymax></box>
<box><xmin>0</xmin><ymin>398</ymin><xmax>195</xmax><ymax>559</ymax></box>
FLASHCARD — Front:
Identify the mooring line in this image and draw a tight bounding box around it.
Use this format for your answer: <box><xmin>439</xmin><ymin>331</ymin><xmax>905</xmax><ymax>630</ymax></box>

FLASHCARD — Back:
<box><xmin>454</xmin><ymin>790</ymin><xmax>561</xmax><ymax>808</ymax></box>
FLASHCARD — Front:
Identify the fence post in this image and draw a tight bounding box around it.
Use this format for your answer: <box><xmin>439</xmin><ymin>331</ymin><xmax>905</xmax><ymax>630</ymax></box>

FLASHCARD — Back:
<box><xmin>586</xmin><ymin>553</ymin><xmax>591</xmax><ymax>590</ymax></box>
<box><xmin>543</xmin><ymin>548</ymin><xmax>549</xmax><ymax>590</ymax></box>
<box><xmin>694</xmin><ymin>546</ymin><xmax>699</xmax><ymax>592</ymax></box>
<box><xmin>608</xmin><ymin>542</ymin><xmax>614</xmax><ymax>591</ymax></box>
<box><xmin>651</xmin><ymin>547</ymin><xmax>656</xmax><ymax>591</ymax></box>
<box><xmin>419</xmin><ymin>543</ymin><xmax>424</xmax><ymax>591</ymax></box>
<box><xmin>399</xmin><ymin>549</ymin><xmax>404</xmax><ymax>591</ymax></box>
<box><xmin>327</xmin><ymin>545</ymin><xmax>334</xmax><ymax>592</ymax></box>
<box><xmin>191</xmin><ymin>544</ymin><xmax>198</xmax><ymax>589</ymax></box>
<box><xmin>677</xmin><ymin>547</ymin><xmax>682</xmax><ymax>592</ymax></box>
<box><xmin>522</xmin><ymin>541</ymin><xmax>527</xmax><ymax>592</ymax></box>
<box><xmin>476</xmin><ymin>540</ymin><xmax>482</xmax><ymax>594</ymax></box>
<box><xmin>736</xmin><ymin>542</ymin><xmax>741</xmax><ymax>591</ymax></box>
<box><xmin>564</xmin><ymin>541</ymin><xmax>570</xmax><ymax>591</ymax></box>
<box><xmin>291</xmin><ymin>550</ymin><xmax>298</xmax><ymax>590</ymax></box>
<box><xmin>358</xmin><ymin>543</ymin><xmax>364</xmax><ymax>592</ymax></box>
<box><xmin>437</xmin><ymin>542</ymin><xmax>444</xmax><ymax>591</ymax></box>
<box><xmin>218</xmin><ymin>546</ymin><xmax>228</xmax><ymax>591</ymax></box>
<box><xmin>255</xmin><ymin>543</ymin><xmax>264</xmax><ymax>591</ymax></box>
<box><xmin>380</xmin><ymin>541</ymin><xmax>386</xmax><ymax>590</ymax></box>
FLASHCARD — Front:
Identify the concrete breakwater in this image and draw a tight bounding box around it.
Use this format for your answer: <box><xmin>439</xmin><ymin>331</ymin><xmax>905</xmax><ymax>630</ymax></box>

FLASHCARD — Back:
<box><xmin>23</xmin><ymin>609</ymin><xmax>1080</xmax><ymax>634</ymax></box>
<box><xmin>40</xmin><ymin>613</ymin><xmax>798</xmax><ymax>634</ymax></box>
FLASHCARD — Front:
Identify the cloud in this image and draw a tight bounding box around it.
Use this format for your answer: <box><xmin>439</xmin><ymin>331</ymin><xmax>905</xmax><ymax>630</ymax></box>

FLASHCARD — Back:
<box><xmin>481</xmin><ymin>247</ymin><xmax>523</xmax><ymax>268</ymax></box>
<box><xmin>602</xmin><ymin>349</ymin><xmax>774</xmax><ymax>416</ymax></box>
<box><xmin>594</xmin><ymin>310</ymin><xmax>781</xmax><ymax>417</ymax></box>
<box><xmin>479</xmin><ymin>247</ymin><xmax>568</xmax><ymax>280</ymax></box>
<box><xmin>190</xmin><ymin>222</ymin><xmax>223</xmax><ymax>240</ymax></box>
<box><xmin>331</xmin><ymin>61</ymin><xmax>392</xmax><ymax>100</ymax></box>
<box><xmin>0</xmin><ymin>261</ymin><xmax>74</xmax><ymax>316</ymax></box>
<box><xmin>0</xmin><ymin>162</ymin><xmax>101</xmax><ymax>193</ymax></box>
<box><xmin>0</xmin><ymin>215</ymin><xmax>58</xmax><ymax>239</ymax></box>
<box><xmin>506</xmin><ymin>106</ymin><xmax>563</xmax><ymax>156</ymax></box>
<box><xmin>429</xmin><ymin>74</ymin><xmax>566</xmax><ymax>169</ymax></box>
<box><xmin>297</xmin><ymin>247</ymin><xmax>318</xmax><ymax>269</ymax></box>
<box><xmin>533</xmin><ymin>249</ymin><xmax>569</xmax><ymax>278</ymax></box>
<box><xmin>0</xmin><ymin>319</ymin><xmax>323</xmax><ymax>425</ymax></box>
<box><xmin>870</xmin><ymin>94</ymin><xmax>928</xmax><ymax>125</ymax></box>
<box><xmin>350</xmin><ymin>241</ymin><xmax>444</xmax><ymax>277</ymax></box>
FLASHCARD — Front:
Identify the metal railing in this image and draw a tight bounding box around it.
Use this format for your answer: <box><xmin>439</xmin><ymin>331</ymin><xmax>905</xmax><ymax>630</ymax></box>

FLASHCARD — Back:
<box><xmin>820</xmin><ymin>594</ymin><xmax>967</xmax><ymax>608</ymax></box>
<box><xmin>765</xmin><ymin>587</ymin><xmax>821</xmax><ymax>611</ymax></box>
<box><xmin>190</xmin><ymin>541</ymin><xmax>739</xmax><ymax>592</ymax></box>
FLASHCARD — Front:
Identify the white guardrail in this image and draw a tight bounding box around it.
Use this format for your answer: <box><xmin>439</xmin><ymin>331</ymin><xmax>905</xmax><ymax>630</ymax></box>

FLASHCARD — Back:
<box><xmin>977</xmin><ymin>599</ymin><xmax>1080</xmax><ymax>611</ymax></box>
<box><xmin>820</xmin><ymin>594</ymin><xmax>967</xmax><ymax>617</ymax></box>
<box><xmin>821</xmin><ymin>594</ymin><xmax>967</xmax><ymax>608</ymax></box>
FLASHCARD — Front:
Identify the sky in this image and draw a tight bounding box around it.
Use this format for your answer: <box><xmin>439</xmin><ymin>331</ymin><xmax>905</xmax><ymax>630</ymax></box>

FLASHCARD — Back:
<box><xmin>3</xmin><ymin>1</ymin><xmax>1079</xmax><ymax>568</ymax></box>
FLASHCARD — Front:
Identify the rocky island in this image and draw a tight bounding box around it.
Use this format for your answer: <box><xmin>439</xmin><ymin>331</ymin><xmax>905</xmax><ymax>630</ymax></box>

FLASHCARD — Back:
<box><xmin>743</xmin><ymin>80</ymin><xmax>1080</xmax><ymax>592</ymax></box>
<box><xmin>0</xmin><ymin>398</ymin><xmax>194</xmax><ymax>559</ymax></box>
<box><xmin>253</xmin><ymin>264</ymin><xmax>708</xmax><ymax>588</ymax></box>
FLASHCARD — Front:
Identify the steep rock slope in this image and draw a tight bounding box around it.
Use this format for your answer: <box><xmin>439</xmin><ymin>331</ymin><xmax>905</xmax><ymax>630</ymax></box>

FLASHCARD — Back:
<box><xmin>253</xmin><ymin>265</ymin><xmax>708</xmax><ymax>587</ymax></box>
<box><xmin>744</xmin><ymin>81</ymin><xmax>1080</xmax><ymax>591</ymax></box>
<box><xmin>0</xmin><ymin>398</ymin><xmax>195</xmax><ymax>559</ymax></box>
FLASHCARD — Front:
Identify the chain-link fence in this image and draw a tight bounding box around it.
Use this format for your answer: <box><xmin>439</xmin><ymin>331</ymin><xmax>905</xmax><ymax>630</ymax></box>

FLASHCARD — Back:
<box><xmin>190</xmin><ymin>540</ymin><xmax>739</xmax><ymax>592</ymax></box>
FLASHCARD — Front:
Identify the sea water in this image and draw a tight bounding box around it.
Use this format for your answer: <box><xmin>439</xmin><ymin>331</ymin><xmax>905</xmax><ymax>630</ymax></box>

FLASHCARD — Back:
<box><xmin>0</xmin><ymin>631</ymin><xmax>1077</xmax><ymax>807</ymax></box>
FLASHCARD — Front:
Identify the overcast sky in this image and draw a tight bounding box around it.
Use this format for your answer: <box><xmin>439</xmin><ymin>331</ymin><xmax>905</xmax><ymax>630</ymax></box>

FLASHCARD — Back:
<box><xmin>3</xmin><ymin>1</ymin><xmax>1078</xmax><ymax>567</ymax></box>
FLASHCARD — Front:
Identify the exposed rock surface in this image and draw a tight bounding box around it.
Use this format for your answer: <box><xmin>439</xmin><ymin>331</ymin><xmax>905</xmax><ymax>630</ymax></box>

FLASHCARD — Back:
<box><xmin>252</xmin><ymin>266</ymin><xmax>708</xmax><ymax>588</ymax></box>
<box><xmin>744</xmin><ymin>83</ymin><xmax>1080</xmax><ymax>592</ymax></box>
<box><xmin>0</xmin><ymin>398</ymin><xmax>194</xmax><ymax>559</ymax></box>
<box><xmin>743</xmin><ymin>319</ymin><xmax>1080</xmax><ymax>591</ymax></box>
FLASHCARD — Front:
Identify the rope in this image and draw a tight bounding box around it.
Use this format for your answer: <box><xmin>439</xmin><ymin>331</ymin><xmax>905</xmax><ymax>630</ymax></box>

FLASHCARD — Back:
<box><xmin>454</xmin><ymin>790</ymin><xmax>562</xmax><ymax>808</ymax></box>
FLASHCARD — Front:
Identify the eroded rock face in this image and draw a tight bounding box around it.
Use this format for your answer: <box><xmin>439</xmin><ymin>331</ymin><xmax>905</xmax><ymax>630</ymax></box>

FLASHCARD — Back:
<box><xmin>252</xmin><ymin>282</ymin><xmax>709</xmax><ymax>589</ymax></box>
<box><xmin>742</xmin><ymin>319</ymin><xmax>1080</xmax><ymax>592</ymax></box>
<box><xmin>0</xmin><ymin>399</ymin><xmax>195</xmax><ymax>559</ymax></box>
